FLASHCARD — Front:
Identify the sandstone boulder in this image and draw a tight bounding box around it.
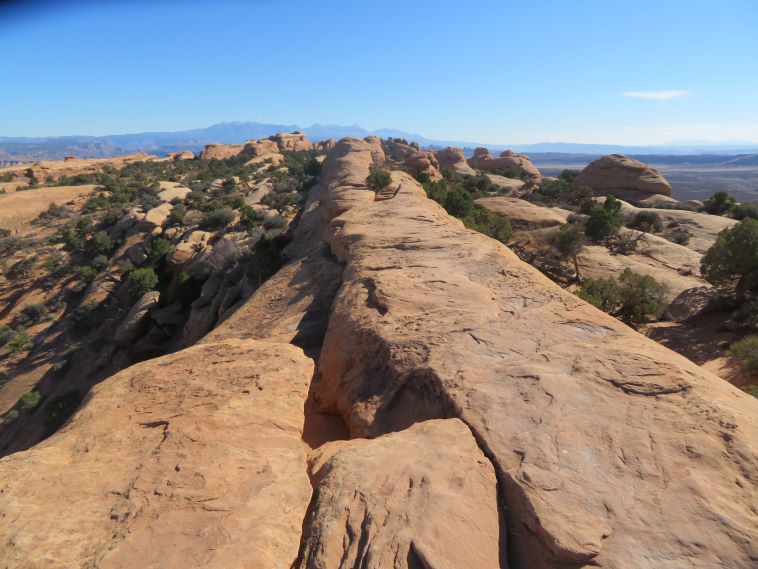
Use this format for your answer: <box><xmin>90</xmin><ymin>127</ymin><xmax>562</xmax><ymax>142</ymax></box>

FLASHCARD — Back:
<box><xmin>435</xmin><ymin>146</ymin><xmax>476</xmax><ymax>176</ymax></box>
<box><xmin>468</xmin><ymin>148</ymin><xmax>542</xmax><ymax>180</ymax></box>
<box><xmin>573</xmin><ymin>154</ymin><xmax>673</xmax><ymax>199</ymax></box>
<box><xmin>476</xmin><ymin>196</ymin><xmax>570</xmax><ymax>230</ymax></box>
<box><xmin>114</xmin><ymin>291</ymin><xmax>160</xmax><ymax>346</ymax></box>
<box><xmin>296</xmin><ymin>419</ymin><xmax>501</xmax><ymax>568</ymax></box>
<box><xmin>404</xmin><ymin>150</ymin><xmax>443</xmax><ymax>181</ymax></box>
<box><xmin>364</xmin><ymin>135</ymin><xmax>386</xmax><ymax>163</ymax></box>
<box><xmin>665</xmin><ymin>286</ymin><xmax>723</xmax><ymax>322</ymax></box>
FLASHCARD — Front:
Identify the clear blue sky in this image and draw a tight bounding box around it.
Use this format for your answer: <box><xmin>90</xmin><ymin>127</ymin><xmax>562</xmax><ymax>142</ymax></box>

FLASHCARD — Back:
<box><xmin>1</xmin><ymin>0</ymin><xmax>756</xmax><ymax>144</ymax></box>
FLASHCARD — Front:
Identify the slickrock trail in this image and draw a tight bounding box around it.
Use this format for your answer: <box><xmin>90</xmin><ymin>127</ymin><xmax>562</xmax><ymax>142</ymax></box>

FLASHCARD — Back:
<box><xmin>0</xmin><ymin>138</ymin><xmax>756</xmax><ymax>568</ymax></box>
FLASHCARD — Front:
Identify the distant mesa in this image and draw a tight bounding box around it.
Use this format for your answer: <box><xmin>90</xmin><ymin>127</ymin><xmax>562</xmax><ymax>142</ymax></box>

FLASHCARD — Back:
<box><xmin>573</xmin><ymin>153</ymin><xmax>674</xmax><ymax>205</ymax></box>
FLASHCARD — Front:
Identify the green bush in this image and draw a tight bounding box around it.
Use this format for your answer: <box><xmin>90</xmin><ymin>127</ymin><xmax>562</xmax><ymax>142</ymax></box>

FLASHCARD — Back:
<box><xmin>200</xmin><ymin>207</ymin><xmax>236</xmax><ymax>230</ymax></box>
<box><xmin>628</xmin><ymin>211</ymin><xmax>662</xmax><ymax>233</ymax></box>
<box><xmin>701</xmin><ymin>218</ymin><xmax>758</xmax><ymax>302</ymax></box>
<box><xmin>75</xmin><ymin>265</ymin><xmax>97</xmax><ymax>282</ymax></box>
<box><xmin>670</xmin><ymin>230</ymin><xmax>691</xmax><ymax>246</ymax></box>
<box><xmin>366</xmin><ymin>166</ymin><xmax>392</xmax><ymax>191</ymax></box>
<box><xmin>733</xmin><ymin>201</ymin><xmax>758</xmax><ymax>221</ymax></box>
<box><xmin>463</xmin><ymin>208</ymin><xmax>511</xmax><ymax>244</ymax></box>
<box><xmin>578</xmin><ymin>277</ymin><xmax>620</xmax><ymax>313</ymax></box>
<box><xmin>19</xmin><ymin>391</ymin><xmax>41</xmax><ymax>410</ymax></box>
<box><xmin>85</xmin><ymin>231</ymin><xmax>114</xmax><ymax>257</ymax></box>
<box><xmin>167</xmin><ymin>203</ymin><xmax>187</xmax><ymax>226</ymax></box>
<box><xmin>246</xmin><ymin>236</ymin><xmax>284</xmax><ymax>287</ymax></box>
<box><xmin>585</xmin><ymin>195</ymin><xmax>624</xmax><ymax>241</ymax></box>
<box><xmin>616</xmin><ymin>269</ymin><xmax>666</xmax><ymax>325</ymax></box>
<box><xmin>443</xmin><ymin>187</ymin><xmax>475</xmax><ymax>218</ymax></box>
<box><xmin>129</xmin><ymin>267</ymin><xmax>159</xmax><ymax>297</ymax></box>
<box><xmin>704</xmin><ymin>191</ymin><xmax>736</xmax><ymax>215</ymax></box>
<box><xmin>8</xmin><ymin>330</ymin><xmax>32</xmax><ymax>353</ymax></box>
<box><xmin>239</xmin><ymin>205</ymin><xmax>263</xmax><ymax>230</ymax></box>
<box><xmin>43</xmin><ymin>252</ymin><xmax>64</xmax><ymax>273</ymax></box>
<box><xmin>6</xmin><ymin>256</ymin><xmax>36</xmax><ymax>279</ymax></box>
<box><xmin>550</xmin><ymin>223</ymin><xmax>585</xmax><ymax>278</ymax></box>
<box><xmin>147</xmin><ymin>237</ymin><xmax>171</xmax><ymax>264</ymax></box>
<box><xmin>579</xmin><ymin>269</ymin><xmax>666</xmax><ymax>326</ymax></box>
<box><xmin>730</xmin><ymin>336</ymin><xmax>758</xmax><ymax>371</ymax></box>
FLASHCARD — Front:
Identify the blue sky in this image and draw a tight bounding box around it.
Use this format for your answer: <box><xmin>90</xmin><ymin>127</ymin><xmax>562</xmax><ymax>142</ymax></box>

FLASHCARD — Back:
<box><xmin>1</xmin><ymin>0</ymin><xmax>756</xmax><ymax>144</ymax></box>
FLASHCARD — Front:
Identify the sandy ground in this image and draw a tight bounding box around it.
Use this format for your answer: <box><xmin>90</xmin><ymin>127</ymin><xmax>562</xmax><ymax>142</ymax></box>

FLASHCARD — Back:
<box><xmin>0</xmin><ymin>185</ymin><xmax>99</xmax><ymax>230</ymax></box>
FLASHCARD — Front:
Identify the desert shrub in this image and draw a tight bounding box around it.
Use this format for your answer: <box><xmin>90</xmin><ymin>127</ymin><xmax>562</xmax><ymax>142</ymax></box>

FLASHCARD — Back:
<box><xmin>246</xmin><ymin>235</ymin><xmax>284</xmax><ymax>286</ymax></box>
<box><xmin>82</xmin><ymin>193</ymin><xmax>110</xmax><ymax>212</ymax></box>
<box><xmin>262</xmin><ymin>191</ymin><xmax>300</xmax><ymax>214</ymax></box>
<box><xmin>463</xmin><ymin>208</ymin><xmax>512</xmax><ymax>244</ymax></box>
<box><xmin>167</xmin><ymin>203</ymin><xmax>187</xmax><ymax>226</ymax></box>
<box><xmin>703</xmin><ymin>191</ymin><xmax>736</xmax><ymax>215</ymax></box>
<box><xmin>91</xmin><ymin>254</ymin><xmax>109</xmax><ymax>269</ymax></box>
<box><xmin>585</xmin><ymin>195</ymin><xmax>624</xmax><ymax>241</ymax></box>
<box><xmin>550</xmin><ymin>223</ymin><xmax>585</xmax><ymax>278</ymax></box>
<box><xmin>422</xmin><ymin>179</ymin><xmax>448</xmax><ymax>204</ymax></box>
<box><xmin>558</xmin><ymin>169</ymin><xmax>580</xmax><ymax>184</ymax></box>
<box><xmin>0</xmin><ymin>325</ymin><xmax>15</xmax><ymax>346</ymax></box>
<box><xmin>670</xmin><ymin>230</ymin><xmax>691</xmax><ymax>245</ymax></box>
<box><xmin>616</xmin><ymin>269</ymin><xmax>666</xmax><ymax>324</ymax></box>
<box><xmin>628</xmin><ymin>211</ymin><xmax>662</xmax><ymax>233</ymax></box>
<box><xmin>366</xmin><ymin>166</ymin><xmax>392</xmax><ymax>191</ymax></box>
<box><xmin>239</xmin><ymin>205</ymin><xmax>263</xmax><ymax>230</ymax></box>
<box><xmin>579</xmin><ymin>269</ymin><xmax>666</xmax><ymax>326</ymax></box>
<box><xmin>733</xmin><ymin>201</ymin><xmax>758</xmax><ymax>221</ymax></box>
<box><xmin>263</xmin><ymin>214</ymin><xmax>288</xmax><ymax>231</ymax></box>
<box><xmin>730</xmin><ymin>336</ymin><xmax>758</xmax><ymax>371</ymax></box>
<box><xmin>85</xmin><ymin>231</ymin><xmax>114</xmax><ymax>258</ymax></box>
<box><xmin>15</xmin><ymin>304</ymin><xmax>48</xmax><ymax>327</ymax></box>
<box><xmin>0</xmin><ymin>236</ymin><xmax>27</xmax><ymax>256</ymax></box>
<box><xmin>443</xmin><ymin>187</ymin><xmax>475</xmax><ymax>218</ymax></box>
<box><xmin>8</xmin><ymin>330</ymin><xmax>32</xmax><ymax>353</ymax></box>
<box><xmin>6</xmin><ymin>256</ymin><xmax>36</xmax><ymax>279</ymax></box>
<box><xmin>578</xmin><ymin>198</ymin><xmax>596</xmax><ymax>215</ymax></box>
<box><xmin>223</xmin><ymin>194</ymin><xmax>246</xmax><ymax>210</ymax></box>
<box><xmin>0</xmin><ymin>228</ymin><xmax>9</xmax><ymax>238</ymax></box>
<box><xmin>129</xmin><ymin>267</ymin><xmax>159</xmax><ymax>297</ymax></box>
<box><xmin>701</xmin><ymin>218</ymin><xmax>758</xmax><ymax>302</ymax></box>
<box><xmin>578</xmin><ymin>277</ymin><xmax>620</xmax><ymax>313</ymax></box>
<box><xmin>19</xmin><ymin>391</ymin><xmax>41</xmax><ymax>410</ymax></box>
<box><xmin>38</xmin><ymin>202</ymin><xmax>69</xmax><ymax>222</ymax></box>
<box><xmin>75</xmin><ymin>265</ymin><xmax>97</xmax><ymax>282</ymax></box>
<box><xmin>201</xmin><ymin>207</ymin><xmax>236</xmax><ymax>230</ymax></box>
<box><xmin>741</xmin><ymin>384</ymin><xmax>758</xmax><ymax>398</ymax></box>
<box><xmin>147</xmin><ymin>237</ymin><xmax>171</xmax><ymax>265</ymax></box>
<box><xmin>43</xmin><ymin>252</ymin><xmax>64</xmax><ymax>273</ymax></box>
<box><xmin>3</xmin><ymin>410</ymin><xmax>19</xmax><ymax>425</ymax></box>
<box><xmin>608</xmin><ymin>233</ymin><xmax>640</xmax><ymax>255</ymax></box>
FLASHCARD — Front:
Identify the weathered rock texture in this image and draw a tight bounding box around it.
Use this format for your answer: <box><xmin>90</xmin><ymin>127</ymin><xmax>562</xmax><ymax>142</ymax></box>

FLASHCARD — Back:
<box><xmin>0</xmin><ymin>340</ymin><xmax>314</xmax><ymax>568</ymax></box>
<box><xmin>311</xmin><ymin>140</ymin><xmax>758</xmax><ymax>568</ymax></box>
<box><xmin>574</xmin><ymin>154</ymin><xmax>673</xmax><ymax>199</ymax></box>
<box><xmin>476</xmin><ymin>196</ymin><xmax>570</xmax><ymax>230</ymax></box>
<box><xmin>295</xmin><ymin>419</ymin><xmax>502</xmax><ymax>568</ymax></box>
<box><xmin>1</xmin><ymin>138</ymin><xmax>756</xmax><ymax>569</ymax></box>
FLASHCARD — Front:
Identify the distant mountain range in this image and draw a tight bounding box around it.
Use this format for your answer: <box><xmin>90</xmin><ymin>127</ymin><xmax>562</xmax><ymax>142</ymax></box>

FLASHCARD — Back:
<box><xmin>2</xmin><ymin>121</ymin><xmax>758</xmax><ymax>162</ymax></box>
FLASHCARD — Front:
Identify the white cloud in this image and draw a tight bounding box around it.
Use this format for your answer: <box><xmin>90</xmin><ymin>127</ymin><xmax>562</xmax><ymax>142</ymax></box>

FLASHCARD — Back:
<box><xmin>622</xmin><ymin>90</ymin><xmax>689</xmax><ymax>100</ymax></box>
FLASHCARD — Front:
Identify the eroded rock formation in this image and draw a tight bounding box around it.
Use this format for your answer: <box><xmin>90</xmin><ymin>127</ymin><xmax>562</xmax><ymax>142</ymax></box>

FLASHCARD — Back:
<box><xmin>0</xmin><ymin>137</ymin><xmax>756</xmax><ymax>569</ymax></box>
<box><xmin>468</xmin><ymin>148</ymin><xmax>542</xmax><ymax>181</ymax></box>
<box><xmin>573</xmin><ymin>154</ymin><xmax>673</xmax><ymax>202</ymax></box>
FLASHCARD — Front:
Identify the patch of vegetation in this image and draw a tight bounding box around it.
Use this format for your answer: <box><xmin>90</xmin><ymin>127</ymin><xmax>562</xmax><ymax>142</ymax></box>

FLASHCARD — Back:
<box><xmin>200</xmin><ymin>207</ymin><xmax>236</xmax><ymax>230</ymax></box>
<box><xmin>129</xmin><ymin>267</ymin><xmax>159</xmax><ymax>297</ymax></box>
<box><xmin>584</xmin><ymin>195</ymin><xmax>624</xmax><ymax>241</ymax></box>
<box><xmin>246</xmin><ymin>235</ymin><xmax>284</xmax><ymax>287</ymax></box>
<box><xmin>578</xmin><ymin>268</ymin><xmax>666</xmax><ymax>326</ymax></box>
<box><xmin>19</xmin><ymin>391</ymin><xmax>41</xmax><ymax>410</ymax></box>
<box><xmin>701</xmin><ymin>218</ymin><xmax>758</xmax><ymax>303</ymax></box>
<box><xmin>366</xmin><ymin>165</ymin><xmax>392</xmax><ymax>191</ymax></box>
<box><xmin>627</xmin><ymin>211</ymin><xmax>662</xmax><ymax>233</ymax></box>
<box><xmin>670</xmin><ymin>230</ymin><xmax>691</xmax><ymax>246</ymax></box>
<box><xmin>730</xmin><ymin>336</ymin><xmax>758</xmax><ymax>371</ymax></box>
<box><xmin>733</xmin><ymin>201</ymin><xmax>758</xmax><ymax>221</ymax></box>
<box><xmin>550</xmin><ymin>223</ymin><xmax>585</xmax><ymax>280</ymax></box>
<box><xmin>703</xmin><ymin>191</ymin><xmax>736</xmax><ymax>216</ymax></box>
